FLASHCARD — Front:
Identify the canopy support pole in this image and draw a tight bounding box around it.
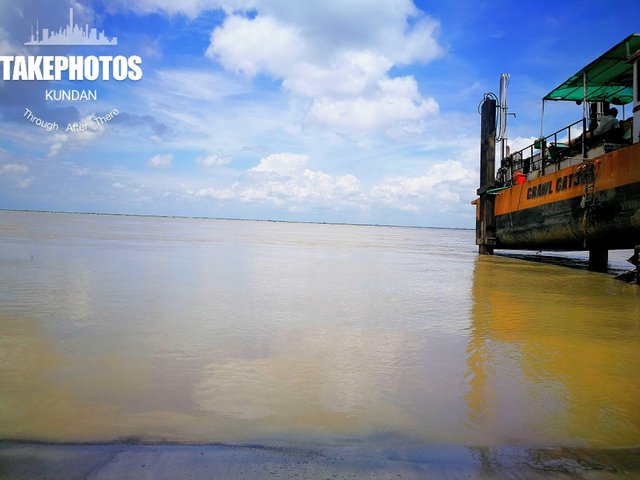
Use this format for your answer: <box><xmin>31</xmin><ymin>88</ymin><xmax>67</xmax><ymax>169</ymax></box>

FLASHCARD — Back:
<box><xmin>582</xmin><ymin>72</ymin><xmax>587</xmax><ymax>158</ymax></box>
<box><xmin>539</xmin><ymin>100</ymin><xmax>545</xmax><ymax>139</ymax></box>
<box><xmin>633</xmin><ymin>56</ymin><xmax>640</xmax><ymax>144</ymax></box>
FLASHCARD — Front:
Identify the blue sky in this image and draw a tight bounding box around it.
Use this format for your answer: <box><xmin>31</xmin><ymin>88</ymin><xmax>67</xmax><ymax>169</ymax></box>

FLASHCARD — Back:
<box><xmin>0</xmin><ymin>0</ymin><xmax>638</xmax><ymax>227</ymax></box>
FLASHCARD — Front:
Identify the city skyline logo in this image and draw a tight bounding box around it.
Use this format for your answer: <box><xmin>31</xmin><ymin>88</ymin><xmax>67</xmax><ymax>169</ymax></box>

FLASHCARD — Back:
<box><xmin>25</xmin><ymin>7</ymin><xmax>117</xmax><ymax>46</ymax></box>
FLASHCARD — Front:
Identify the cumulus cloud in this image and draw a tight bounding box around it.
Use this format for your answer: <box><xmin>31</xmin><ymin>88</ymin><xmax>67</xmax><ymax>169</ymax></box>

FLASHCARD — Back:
<box><xmin>204</xmin><ymin>0</ymin><xmax>442</xmax><ymax>132</ymax></box>
<box><xmin>307</xmin><ymin>76</ymin><xmax>439</xmax><ymax>131</ymax></box>
<box><xmin>188</xmin><ymin>152</ymin><xmax>476</xmax><ymax>219</ymax></box>
<box><xmin>250</xmin><ymin>152</ymin><xmax>308</xmax><ymax>175</ymax></box>
<box><xmin>83</xmin><ymin>0</ymin><xmax>444</xmax><ymax>144</ymax></box>
<box><xmin>206</xmin><ymin>1</ymin><xmax>442</xmax><ymax>68</ymax></box>
<box><xmin>192</xmin><ymin>152</ymin><xmax>365</xmax><ymax>210</ymax></box>
<box><xmin>208</xmin><ymin>15</ymin><xmax>305</xmax><ymax>77</ymax></box>
<box><xmin>148</xmin><ymin>153</ymin><xmax>174</xmax><ymax>168</ymax></box>
<box><xmin>238</xmin><ymin>169</ymin><xmax>363</xmax><ymax>208</ymax></box>
<box><xmin>282</xmin><ymin>52</ymin><xmax>392</xmax><ymax>98</ymax></box>
<box><xmin>241</xmin><ymin>153</ymin><xmax>365</xmax><ymax>208</ymax></box>
<box><xmin>196</xmin><ymin>152</ymin><xmax>232</xmax><ymax>168</ymax></box>
<box><xmin>509</xmin><ymin>136</ymin><xmax>539</xmax><ymax>155</ymax></box>
<box><xmin>371</xmin><ymin>160</ymin><xmax>476</xmax><ymax>212</ymax></box>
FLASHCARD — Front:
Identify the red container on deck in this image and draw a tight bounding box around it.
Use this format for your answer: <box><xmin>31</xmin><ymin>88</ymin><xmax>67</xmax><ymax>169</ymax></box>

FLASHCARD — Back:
<box><xmin>514</xmin><ymin>171</ymin><xmax>527</xmax><ymax>185</ymax></box>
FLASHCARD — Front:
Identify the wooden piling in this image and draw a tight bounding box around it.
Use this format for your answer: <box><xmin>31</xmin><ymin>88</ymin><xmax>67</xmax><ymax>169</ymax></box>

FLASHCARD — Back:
<box><xmin>588</xmin><ymin>248</ymin><xmax>608</xmax><ymax>272</ymax></box>
<box><xmin>477</xmin><ymin>97</ymin><xmax>497</xmax><ymax>255</ymax></box>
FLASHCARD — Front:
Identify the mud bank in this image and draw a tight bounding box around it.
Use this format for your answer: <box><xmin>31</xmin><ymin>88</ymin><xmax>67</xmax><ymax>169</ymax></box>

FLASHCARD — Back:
<box><xmin>1</xmin><ymin>441</ymin><xmax>639</xmax><ymax>479</ymax></box>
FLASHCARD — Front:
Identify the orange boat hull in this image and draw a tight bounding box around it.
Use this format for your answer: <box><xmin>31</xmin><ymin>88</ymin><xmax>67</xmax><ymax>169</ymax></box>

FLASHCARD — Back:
<box><xmin>493</xmin><ymin>143</ymin><xmax>640</xmax><ymax>250</ymax></box>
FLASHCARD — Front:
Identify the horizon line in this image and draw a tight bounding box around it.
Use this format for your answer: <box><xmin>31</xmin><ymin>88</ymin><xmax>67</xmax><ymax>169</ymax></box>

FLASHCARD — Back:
<box><xmin>0</xmin><ymin>208</ymin><xmax>473</xmax><ymax>231</ymax></box>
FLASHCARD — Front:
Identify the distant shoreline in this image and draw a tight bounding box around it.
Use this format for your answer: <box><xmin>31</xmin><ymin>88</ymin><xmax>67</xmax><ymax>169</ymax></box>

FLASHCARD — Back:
<box><xmin>0</xmin><ymin>208</ymin><xmax>474</xmax><ymax>231</ymax></box>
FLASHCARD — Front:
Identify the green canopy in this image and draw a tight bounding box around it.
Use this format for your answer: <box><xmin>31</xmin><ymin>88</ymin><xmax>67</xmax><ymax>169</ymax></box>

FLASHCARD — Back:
<box><xmin>543</xmin><ymin>34</ymin><xmax>640</xmax><ymax>104</ymax></box>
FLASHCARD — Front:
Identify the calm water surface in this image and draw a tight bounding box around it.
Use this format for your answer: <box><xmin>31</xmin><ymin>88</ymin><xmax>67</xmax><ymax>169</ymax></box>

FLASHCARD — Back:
<box><xmin>1</xmin><ymin>211</ymin><xmax>639</xmax><ymax>447</ymax></box>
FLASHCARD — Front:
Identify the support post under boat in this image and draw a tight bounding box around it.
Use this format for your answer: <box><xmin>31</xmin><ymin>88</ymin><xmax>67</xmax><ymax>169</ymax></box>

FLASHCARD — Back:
<box><xmin>632</xmin><ymin>246</ymin><xmax>640</xmax><ymax>284</ymax></box>
<box><xmin>588</xmin><ymin>248</ymin><xmax>608</xmax><ymax>273</ymax></box>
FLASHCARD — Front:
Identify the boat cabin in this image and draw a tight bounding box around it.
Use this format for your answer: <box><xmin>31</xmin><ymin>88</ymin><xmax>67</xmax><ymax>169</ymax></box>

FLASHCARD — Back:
<box><xmin>497</xmin><ymin>34</ymin><xmax>640</xmax><ymax>187</ymax></box>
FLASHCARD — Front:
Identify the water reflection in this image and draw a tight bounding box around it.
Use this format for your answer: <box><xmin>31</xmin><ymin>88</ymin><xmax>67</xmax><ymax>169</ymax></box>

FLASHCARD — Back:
<box><xmin>467</xmin><ymin>255</ymin><xmax>640</xmax><ymax>447</ymax></box>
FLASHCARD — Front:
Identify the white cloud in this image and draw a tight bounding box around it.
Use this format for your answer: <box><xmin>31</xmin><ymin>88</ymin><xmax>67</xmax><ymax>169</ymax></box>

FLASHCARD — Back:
<box><xmin>206</xmin><ymin>5</ymin><xmax>442</xmax><ymax>80</ymax></box>
<box><xmin>204</xmin><ymin>1</ymin><xmax>443</xmax><ymax>133</ymax></box>
<box><xmin>194</xmin><ymin>187</ymin><xmax>235</xmax><ymax>200</ymax></box>
<box><xmin>307</xmin><ymin>92</ymin><xmax>438</xmax><ymax>131</ymax></box>
<box><xmin>509</xmin><ymin>136</ymin><xmax>539</xmax><ymax>155</ymax></box>
<box><xmin>196</xmin><ymin>153</ymin><xmax>232</xmax><ymax>168</ymax></box>
<box><xmin>148</xmin><ymin>153</ymin><xmax>174</xmax><ymax>168</ymax></box>
<box><xmin>139</xmin><ymin>38</ymin><xmax>163</xmax><ymax>60</ymax></box>
<box><xmin>187</xmin><ymin>152</ymin><xmax>477</xmax><ymax>219</ymax></box>
<box><xmin>107</xmin><ymin>0</ymin><xmax>255</xmax><ymax>18</ymax></box>
<box><xmin>70</xmin><ymin>166</ymin><xmax>91</xmax><ymax>176</ymax></box>
<box><xmin>207</xmin><ymin>15</ymin><xmax>306</xmax><ymax>77</ymax></box>
<box><xmin>17</xmin><ymin>176</ymin><xmax>34</xmax><ymax>188</ymax></box>
<box><xmin>371</xmin><ymin>160</ymin><xmax>476</xmax><ymax>212</ymax></box>
<box><xmin>47</xmin><ymin>115</ymin><xmax>107</xmax><ymax>158</ymax></box>
<box><xmin>250</xmin><ymin>152</ymin><xmax>308</xmax><ymax>175</ymax></box>
<box><xmin>191</xmin><ymin>152</ymin><xmax>365</xmax><ymax>210</ymax></box>
<box><xmin>283</xmin><ymin>51</ymin><xmax>392</xmax><ymax>98</ymax></box>
<box><xmin>243</xmin><ymin>0</ymin><xmax>442</xmax><ymax>66</ymax></box>
<box><xmin>0</xmin><ymin>163</ymin><xmax>28</xmax><ymax>174</ymax></box>
<box><xmin>0</xmin><ymin>163</ymin><xmax>33</xmax><ymax>189</ymax></box>
<box><xmin>0</xmin><ymin>26</ymin><xmax>28</xmax><ymax>56</ymax></box>
<box><xmin>155</xmin><ymin>69</ymin><xmax>251</xmax><ymax>101</ymax></box>
<box><xmin>385</xmin><ymin>17</ymin><xmax>442</xmax><ymax>65</ymax></box>
<box><xmin>238</xmin><ymin>168</ymin><xmax>365</xmax><ymax>209</ymax></box>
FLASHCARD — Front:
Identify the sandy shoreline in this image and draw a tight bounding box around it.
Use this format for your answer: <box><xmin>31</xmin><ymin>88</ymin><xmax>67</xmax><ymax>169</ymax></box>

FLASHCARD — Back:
<box><xmin>1</xmin><ymin>441</ymin><xmax>639</xmax><ymax>479</ymax></box>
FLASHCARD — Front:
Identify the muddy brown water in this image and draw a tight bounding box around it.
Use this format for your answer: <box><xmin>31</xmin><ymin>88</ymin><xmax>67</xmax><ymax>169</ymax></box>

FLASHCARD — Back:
<box><xmin>1</xmin><ymin>211</ymin><xmax>638</xmax><ymax>456</ymax></box>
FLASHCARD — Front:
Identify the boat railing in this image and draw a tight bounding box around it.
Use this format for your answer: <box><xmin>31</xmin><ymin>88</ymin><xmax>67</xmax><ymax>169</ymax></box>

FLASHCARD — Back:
<box><xmin>503</xmin><ymin>119</ymin><xmax>584</xmax><ymax>181</ymax></box>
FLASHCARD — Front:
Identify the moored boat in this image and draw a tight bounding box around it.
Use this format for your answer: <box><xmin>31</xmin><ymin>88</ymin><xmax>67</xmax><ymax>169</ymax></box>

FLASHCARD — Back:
<box><xmin>475</xmin><ymin>34</ymin><xmax>640</xmax><ymax>272</ymax></box>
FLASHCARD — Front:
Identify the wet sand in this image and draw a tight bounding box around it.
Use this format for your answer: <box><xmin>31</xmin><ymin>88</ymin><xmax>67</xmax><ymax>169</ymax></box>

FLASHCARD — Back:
<box><xmin>1</xmin><ymin>441</ymin><xmax>639</xmax><ymax>479</ymax></box>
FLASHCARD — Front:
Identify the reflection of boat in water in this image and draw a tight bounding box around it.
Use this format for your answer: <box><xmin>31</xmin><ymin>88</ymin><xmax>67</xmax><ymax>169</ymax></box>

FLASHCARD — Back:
<box><xmin>475</xmin><ymin>34</ymin><xmax>640</xmax><ymax>272</ymax></box>
<box><xmin>467</xmin><ymin>255</ymin><xmax>640</xmax><ymax>447</ymax></box>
